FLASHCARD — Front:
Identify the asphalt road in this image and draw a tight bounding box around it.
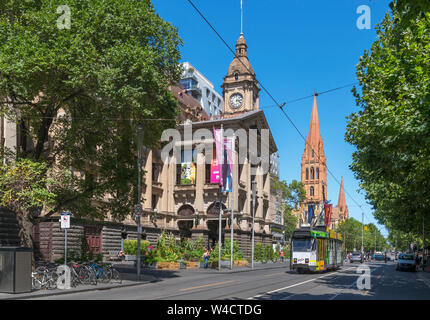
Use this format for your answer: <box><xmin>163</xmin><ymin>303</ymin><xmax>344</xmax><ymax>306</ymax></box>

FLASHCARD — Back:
<box><xmin>27</xmin><ymin>260</ymin><xmax>430</xmax><ymax>300</ymax></box>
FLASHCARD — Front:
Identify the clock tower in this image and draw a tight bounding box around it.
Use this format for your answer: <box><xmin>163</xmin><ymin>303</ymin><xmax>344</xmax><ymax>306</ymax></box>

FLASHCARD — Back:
<box><xmin>221</xmin><ymin>34</ymin><xmax>260</xmax><ymax>114</ymax></box>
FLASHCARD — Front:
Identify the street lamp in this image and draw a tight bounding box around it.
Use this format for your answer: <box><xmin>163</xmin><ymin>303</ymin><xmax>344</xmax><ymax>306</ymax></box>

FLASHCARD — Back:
<box><xmin>236</xmin><ymin>210</ymin><xmax>244</xmax><ymax>225</ymax></box>
<box><xmin>136</xmin><ymin>123</ymin><xmax>144</xmax><ymax>281</ymax></box>
<box><xmin>151</xmin><ymin>208</ymin><xmax>158</xmax><ymax>224</ymax></box>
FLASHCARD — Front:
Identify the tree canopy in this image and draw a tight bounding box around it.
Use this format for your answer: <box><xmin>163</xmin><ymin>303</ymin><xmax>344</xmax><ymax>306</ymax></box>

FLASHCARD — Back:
<box><xmin>271</xmin><ymin>176</ymin><xmax>306</xmax><ymax>240</ymax></box>
<box><xmin>345</xmin><ymin>1</ymin><xmax>430</xmax><ymax>236</ymax></box>
<box><xmin>0</xmin><ymin>0</ymin><xmax>182</xmax><ymax>223</ymax></box>
<box><xmin>336</xmin><ymin>218</ymin><xmax>388</xmax><ymax>253</ymax></box>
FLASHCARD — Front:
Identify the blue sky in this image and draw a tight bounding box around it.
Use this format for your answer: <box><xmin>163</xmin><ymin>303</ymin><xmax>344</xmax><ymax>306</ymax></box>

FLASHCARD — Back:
<box><xmin>152</xmin><ymin>0</ymin><xmax>392</xmax><ymax>236</ymax></box>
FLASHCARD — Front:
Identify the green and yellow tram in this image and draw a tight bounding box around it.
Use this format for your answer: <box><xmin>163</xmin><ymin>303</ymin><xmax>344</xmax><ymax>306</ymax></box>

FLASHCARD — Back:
<box><xmin>290</xmin><ymin>226</ymin><xmax>343</xmax><ymax>273</ymax></box>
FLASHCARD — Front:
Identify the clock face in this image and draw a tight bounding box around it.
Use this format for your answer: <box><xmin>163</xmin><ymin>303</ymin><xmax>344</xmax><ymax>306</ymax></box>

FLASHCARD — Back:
<box><xmin>230</xmin><ymin>93</ymin><xmax>243</xmax><ymax>109</ymax></box>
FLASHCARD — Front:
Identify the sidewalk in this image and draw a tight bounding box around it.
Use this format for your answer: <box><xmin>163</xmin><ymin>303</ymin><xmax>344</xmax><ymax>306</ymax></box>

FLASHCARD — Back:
<box><xmin>417</xmin><ymin>266</ymin><xmax>430</xmax><ymax>289</ymax></box>
<box><xmin>0</xmin><ymin>261</ymin><xmax>289</xmax><ymax>300</ymax></box>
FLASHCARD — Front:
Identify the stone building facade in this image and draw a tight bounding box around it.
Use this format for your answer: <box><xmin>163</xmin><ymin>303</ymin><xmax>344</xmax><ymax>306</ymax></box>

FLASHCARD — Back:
<box><xmin>1</xmin><ymin>34</ymin><xmax>283</xmax><ymax>261</ymax></box>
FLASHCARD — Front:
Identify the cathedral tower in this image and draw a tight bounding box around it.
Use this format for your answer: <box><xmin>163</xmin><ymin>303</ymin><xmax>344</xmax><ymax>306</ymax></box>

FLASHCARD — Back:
<box><xmin>299</xmin><ymin>94</ymin><xmax>327</xmax><ymax>223</ymax></box>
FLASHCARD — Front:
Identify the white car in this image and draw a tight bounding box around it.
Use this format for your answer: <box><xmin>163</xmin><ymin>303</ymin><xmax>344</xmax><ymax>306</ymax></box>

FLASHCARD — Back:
<box><xmin>396</xmin><ymin>253</ymin><xmax>418</xmax><ymax>272</ymax></box>
<box><xmin>350</xmin><ymin>252</ymin><xmax>363</xmax><ymax>263</ymax></box>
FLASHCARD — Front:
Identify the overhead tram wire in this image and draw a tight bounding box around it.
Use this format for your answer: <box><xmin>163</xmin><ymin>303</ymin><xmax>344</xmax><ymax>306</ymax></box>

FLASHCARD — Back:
<box><xmin>186</xmin><ymin>0</ymin><xmax>370</xmax><ymax>221</ymax></box>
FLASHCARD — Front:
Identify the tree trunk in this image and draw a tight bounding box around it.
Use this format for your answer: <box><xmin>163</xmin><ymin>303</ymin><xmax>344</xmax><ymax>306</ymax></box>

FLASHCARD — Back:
<box><xmin>15</xmin><ymin>211</ymin><xmax>35</xmax><ymax>267</ymax></box>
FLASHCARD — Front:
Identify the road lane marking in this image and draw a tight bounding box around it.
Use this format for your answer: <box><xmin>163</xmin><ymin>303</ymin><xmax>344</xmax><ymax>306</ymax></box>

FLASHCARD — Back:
<box><xmin>249</xmin><ymin>266</ymin><xmax>356</xmax><ymax>299</ymax></box>
<box><xmin>180</xmin><ymin>280</ymin><xmax>235</xmax><ymax>292</ymax></box>
<box><xmin>263</xmin><ymin>272</ymin><xmax>286</xmax><ymax>277</ymax></box>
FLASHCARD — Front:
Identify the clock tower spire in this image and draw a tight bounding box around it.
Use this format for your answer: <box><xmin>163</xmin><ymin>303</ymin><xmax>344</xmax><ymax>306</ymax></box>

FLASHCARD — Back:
<box><xmin>221</xmin><ymin>34</ymin><xmax>260</xmax><ymax>114</ymax></box>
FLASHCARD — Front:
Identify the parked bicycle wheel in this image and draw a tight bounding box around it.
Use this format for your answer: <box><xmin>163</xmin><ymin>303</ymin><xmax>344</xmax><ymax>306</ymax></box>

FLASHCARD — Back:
<box><xmin>109</xmin><ymin>268</ymin><xmax>122</xmax><ymax>284</ymax></box>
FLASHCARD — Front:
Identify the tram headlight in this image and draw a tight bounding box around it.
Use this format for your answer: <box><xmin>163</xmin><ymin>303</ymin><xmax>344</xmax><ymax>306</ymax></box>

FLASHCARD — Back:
<box><xmin>294</xmin><ymin>258</ymin><xmax>297</xmax><ymax>263</ymax></box>
<box><xmin>305</xmin><ymin>258</ymin><xmax>309</xmax><ymax>264</ymax></box>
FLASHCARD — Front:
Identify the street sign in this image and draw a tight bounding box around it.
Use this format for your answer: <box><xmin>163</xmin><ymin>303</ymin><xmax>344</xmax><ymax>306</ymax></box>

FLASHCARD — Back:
<box><xmin>60</xmin><ymin>212</ymin><xmax>70</xmax><ymax>229</ymax></box>
<box><xmin>134</xmin><ymin>204</ymin><xmax>143</xmax><ymax>216</ymax></box>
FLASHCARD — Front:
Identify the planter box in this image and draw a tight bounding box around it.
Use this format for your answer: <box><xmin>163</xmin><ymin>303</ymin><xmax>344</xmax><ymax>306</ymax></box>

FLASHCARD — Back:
<box><xmin>157</xmin><ymin>262</ymin><xmax>180</xmax><ymax>270</ymax></box>
<box><xmin>209</xmin><ymin>260</ymin><xmax>232</xmax><ymax>268</ymax></box>
<box><xmin>186</xmin><ymin>261</ymin><xmax>200</xmax><ymax>269</ymax></box>
<box><xmin>233</xmin><ymin>260</ymin><xmax>249</xmax><ymax>267</ymax></box>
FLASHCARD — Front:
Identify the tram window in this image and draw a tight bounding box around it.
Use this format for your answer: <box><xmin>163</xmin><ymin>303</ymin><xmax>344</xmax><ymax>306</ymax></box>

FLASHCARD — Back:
<box><xmin>312</xmin><ymin>239</ymin><xmax>316</xmax><ymax>250</ymax></box>
<box><xmin>292</xmin><ymin>239</ymin><xmax>312</xmax><ymax>252</ymax></box>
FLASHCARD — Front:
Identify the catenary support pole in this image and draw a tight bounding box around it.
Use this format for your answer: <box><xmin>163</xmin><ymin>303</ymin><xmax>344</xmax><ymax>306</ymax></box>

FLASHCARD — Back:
<box><xmin>251</xmin><ymin>180</ymin><xmax>257</xmax><ymax>269</ymax></box>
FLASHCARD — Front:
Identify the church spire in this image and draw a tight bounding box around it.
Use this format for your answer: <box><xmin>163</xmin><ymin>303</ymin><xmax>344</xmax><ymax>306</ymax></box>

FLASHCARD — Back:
<box><xmin>307</xmin><ymin>94</ymin><xmax>322</xmax><ymax>152</ymax></box>
<box><xmin>337</xmin><ymin>177</ymin><xmax>346</xmax><ymax>211</ymax></box>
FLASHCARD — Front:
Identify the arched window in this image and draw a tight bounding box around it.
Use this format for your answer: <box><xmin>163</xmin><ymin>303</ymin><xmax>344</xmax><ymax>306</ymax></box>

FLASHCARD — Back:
<box><xmin>234</xmin><ymin>72</ymin><xmax>239</xmax><ymax>80</ymax></box>
<box><xmin>316</xmin><ymin>168</ymin><xmax>319</xmax><ymax>180</ymax></box>
<box><xmin>306</xmin><ymin>168</ymin><xmax>309</xmax><ymax>180</ymax></box>
<box><xmin>310</xmin><ymin>186</ymin><xmax>314</xmax><ymax>197</ymax></box>
<box><xmin>310</xmin><ymin>167</ymin><xmax>315</xmax><ymax>180</ymax></box>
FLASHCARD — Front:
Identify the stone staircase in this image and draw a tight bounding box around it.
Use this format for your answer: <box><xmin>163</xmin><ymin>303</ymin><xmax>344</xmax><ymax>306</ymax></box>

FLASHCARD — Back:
<box><xmin>0</xmin><ymin>208</ymin><xmax>21</xmax><ymax>247</ymax></box>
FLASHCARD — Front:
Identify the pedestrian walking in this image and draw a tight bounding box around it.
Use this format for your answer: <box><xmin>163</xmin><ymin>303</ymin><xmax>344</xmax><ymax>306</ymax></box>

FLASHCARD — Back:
<box><xmin>203</xmin><ymin>248</ymin><xmax>210</xmax><ymax>269</ymax></box>
<box><xmin>280</xmin><ymin>250</ymin><xmax>285</xmax><ymax>263</ymax></box>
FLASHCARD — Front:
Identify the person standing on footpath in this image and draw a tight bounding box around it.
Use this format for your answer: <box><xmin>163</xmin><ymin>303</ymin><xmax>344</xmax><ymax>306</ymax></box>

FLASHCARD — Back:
<box><xmin>203</xmin><ymin>249</ymin><xmax>210</xmax><ymax>269</ymax></box>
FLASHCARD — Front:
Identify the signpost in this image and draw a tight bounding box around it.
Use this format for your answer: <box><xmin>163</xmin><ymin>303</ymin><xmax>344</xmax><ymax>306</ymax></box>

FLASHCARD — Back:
<box><xmin>60</xmin><ymin>212</ymin><xmax>70</xmax><ymax>271</ymax></box>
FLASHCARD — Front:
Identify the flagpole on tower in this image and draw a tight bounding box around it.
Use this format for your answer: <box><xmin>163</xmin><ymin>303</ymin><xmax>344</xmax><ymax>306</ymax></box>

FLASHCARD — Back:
<box><xmin>241</xmin><ymin>0</ymin><xmax>243</xmax><ymax>35</ymax></box>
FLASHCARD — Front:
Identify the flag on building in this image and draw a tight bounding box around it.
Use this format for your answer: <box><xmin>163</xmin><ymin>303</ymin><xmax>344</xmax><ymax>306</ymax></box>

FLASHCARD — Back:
<box><xmin>221</xmin><ymin>136</ymin><xmax>234</xmax><ymax>193</ymax></box>
<box><xmin>324</xmin><ymin>204</ymin><xmax>333</xmax><ymax>227</ymax></box>
<box><xmin>308</xmin><ymin>205</ymin><xmax>315</xmax><ymax>224</ymax></box>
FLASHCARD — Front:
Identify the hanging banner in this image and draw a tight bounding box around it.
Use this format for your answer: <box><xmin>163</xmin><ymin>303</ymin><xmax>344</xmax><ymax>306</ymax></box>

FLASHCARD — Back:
<box><xmin>324</xmin><ymin>204</ymin><xmax>333</xmax><ymax>227</ymax></box>
<box><xmin>308</xmin><ymin>205</ymin><xmax>314</xmax><ymax>224</ymax></box>
<box><xmin>210</xmin><ymin>150</ymin><xmax>220</xmax><ymax>184</ymax></box>
<box><xmin>213</xmin><ymin>127</ymin><xmax>223</xmax><ymax>186</ymax></box>
<box><xmin>181</xmin><ymin>162</ymin><xmax>196</xmax><ymax>185</ymax></box>
<box><xmin>180</xmin><ymin>150</ymin><xmax>196</xmax><ymax>185</ymax></box>
<box><xmin>221</xmin><ymin>136</ymin><xmax>234</xmax><ymax>193</ymax></box>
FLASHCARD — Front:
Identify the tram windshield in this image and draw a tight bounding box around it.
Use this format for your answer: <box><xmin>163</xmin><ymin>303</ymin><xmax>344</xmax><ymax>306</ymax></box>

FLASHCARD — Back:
<box><xmin>292</xmin><ymin>239</ymin><xmax>312</xmax><ymax>252</ymax></box>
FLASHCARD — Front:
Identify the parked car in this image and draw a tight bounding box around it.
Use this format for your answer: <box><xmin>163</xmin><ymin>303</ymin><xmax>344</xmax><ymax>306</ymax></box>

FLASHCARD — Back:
<box><xmin>373</xmin><ymin>253</ymin><xmax>385</xmax><ymax>261</ymax></box>
<box><xmin>350</xmin><ymin>252</ymin><xmax>363</xmax><ymax>263</ymax></box>
<box><xmin>396</xmin><ymin>253</ymin><xmax>418</xmax><ymax>272</ymax></box>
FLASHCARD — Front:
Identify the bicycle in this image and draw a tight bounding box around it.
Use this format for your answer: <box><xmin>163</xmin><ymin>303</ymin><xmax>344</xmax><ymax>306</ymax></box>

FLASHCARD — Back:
<box><xmin>68</xmin><ymin>262</ymin><xmax>97</xmax><ymax>286</ymax></box>
<box><xmin>32</xmin><ymin>265</ymin><xmax>58</xmax><ymax>290</ymax></box>
<box><xmin>85</xmin><ymin>261</ymin><xmax>110</xmax><ymax>283</ymax></box>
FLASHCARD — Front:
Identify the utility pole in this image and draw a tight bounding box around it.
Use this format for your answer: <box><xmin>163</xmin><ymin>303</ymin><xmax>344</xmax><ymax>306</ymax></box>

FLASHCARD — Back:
<box><xmin>251</xmin><ymin>180</ymin><xmax>257</xmax><ymax>269</ymax></box>
<box><xmin>135</xmin><ymin>123</ymin><xmax>144</xmax><ymax>282</ymax></box>
<box><xmin>361</xmin><ymin>212</ymin><xmax>364</xmax><ymax>257</ymax></box>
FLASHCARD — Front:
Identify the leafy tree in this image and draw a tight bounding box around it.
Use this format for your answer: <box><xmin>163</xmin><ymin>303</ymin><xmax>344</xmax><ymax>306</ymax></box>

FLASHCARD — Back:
<box><xmin>345</xmin><ymin>1</ymin><xmax>430</xmax><ymax>237</ymax></box>
<box><xmin>0</xmin><ymin>159</ymin><xmax>56</xmax><ymax>249</ymax></box>
<box><xmin>0</xmin><ymin>0</ymin><xmax>182</xmax><ymax>245</ymax></box>
<box><xmin>336</xmin><ymin>218</ymin><xmax>387</xmax><ymax>252</ymax></box>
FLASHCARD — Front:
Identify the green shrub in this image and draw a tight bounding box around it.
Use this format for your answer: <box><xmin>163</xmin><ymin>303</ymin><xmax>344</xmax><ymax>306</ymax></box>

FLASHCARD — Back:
<box><xmin>123</xmin><ymin>239</ymin><xmax>150</xmax><ymax>255</ymax></box>
<box><xmin>255</xmin><ymin>242</ymin><xmax>264</xmax><ymax>262</ymax></box>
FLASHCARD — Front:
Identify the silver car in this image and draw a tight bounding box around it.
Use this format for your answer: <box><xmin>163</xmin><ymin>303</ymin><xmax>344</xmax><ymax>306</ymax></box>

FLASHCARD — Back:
<box><xmin>350</xmin><ymin>252</ymin><xmax>363</xmax><ymax>263</ymax></box>
<box><xmin>396</xmin><ymin>253</ymin><xmax>418</xmax><ymax>272</ymax></box>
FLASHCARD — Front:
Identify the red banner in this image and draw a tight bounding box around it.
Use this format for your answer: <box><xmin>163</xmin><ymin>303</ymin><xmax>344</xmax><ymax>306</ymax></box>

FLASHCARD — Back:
<box><xmin>324</xmin><ymin>204</ymin><xmax>333</xmax><ymax>227</ymax></box>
